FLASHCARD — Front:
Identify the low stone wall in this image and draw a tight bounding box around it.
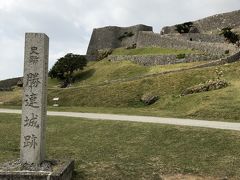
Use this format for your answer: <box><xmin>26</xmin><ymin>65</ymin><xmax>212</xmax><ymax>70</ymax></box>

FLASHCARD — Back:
<box><xmin>0</xmin><ymin>77</ymin><xmax>22</xmax><ymax>88</ymax></box>
<box><xmin>107</xmin><ymin>54</ymin><xmax>223</xmax><ymax>66</ymax></box>
<box><xmin>223</xmin><ymin>51</ymin><xmax>240</xmax><ymax>63</ymax></box>
<box><xmin>136</xmin><ymin>32</ymin><xmax>238</xmax><ymax>55</ymax></box>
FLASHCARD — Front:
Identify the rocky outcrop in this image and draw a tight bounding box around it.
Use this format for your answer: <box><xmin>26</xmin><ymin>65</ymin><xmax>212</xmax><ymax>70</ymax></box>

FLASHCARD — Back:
<box><xmin>181</xmin><ymin>80</ymin><xmax>229</xmax><ymax>96</ymax></box>
<box><xmin>141</xmin><ymin>93</ymin><xmax>159</xmax><ymax>105</ymax></box>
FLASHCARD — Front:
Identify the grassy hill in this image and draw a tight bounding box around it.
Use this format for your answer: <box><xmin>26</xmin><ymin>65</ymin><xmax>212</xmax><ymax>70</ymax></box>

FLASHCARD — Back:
<box><xmin>1</xmin><ymin>56</ymin><xmax>240</xmax><ymax>122</ymax></box>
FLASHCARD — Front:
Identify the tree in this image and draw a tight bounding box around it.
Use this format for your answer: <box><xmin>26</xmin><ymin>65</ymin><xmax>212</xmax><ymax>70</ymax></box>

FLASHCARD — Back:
<box><xmin>220</xmin><ymin>27</ymin><xmax>239</xmax><ymax>44</ymax></box>
<box><xmin>175</xmin><ymin>22</ymin><xmax>193</xmax><ymax>34</ymax></box>
<box><xmin>49</xmin><ymin>53</ymin><xmax>87</xmax><ymax>85</ymax></box>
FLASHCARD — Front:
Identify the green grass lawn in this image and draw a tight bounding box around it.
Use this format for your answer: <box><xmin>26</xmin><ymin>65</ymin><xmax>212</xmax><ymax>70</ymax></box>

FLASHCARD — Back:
<box><xmin>111</xmin><ymin>47</ymin><xmax>200</xmax><ymax>56</ymax></box>
<box><xmin>1</xmin><ymin>113</ymin><xmax>240</xmax><ymax>179</ymax></box>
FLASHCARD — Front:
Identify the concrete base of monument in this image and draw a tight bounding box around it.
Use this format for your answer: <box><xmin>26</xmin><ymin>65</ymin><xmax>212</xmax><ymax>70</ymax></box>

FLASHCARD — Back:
<box><xmin>0</xmin><ymin>159</ymin><xmax>74</xmax><ymax>180</ymax></box>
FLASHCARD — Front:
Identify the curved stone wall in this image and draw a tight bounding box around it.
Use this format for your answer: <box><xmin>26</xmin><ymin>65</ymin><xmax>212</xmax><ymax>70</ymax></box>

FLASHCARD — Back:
<box><xmin>161</xmin><ymin>10</ymin><xmax>240</xmax><ymax>34</ymax></box>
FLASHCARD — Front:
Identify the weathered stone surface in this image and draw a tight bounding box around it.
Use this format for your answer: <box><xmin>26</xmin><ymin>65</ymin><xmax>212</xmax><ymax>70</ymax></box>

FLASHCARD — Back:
<box><xmin>189</xmin><ymin>26</ymin><xmax>200</xmax><ymax>33</ymax></box>
<box><xmin>96</xmin><ymin>48</ymin><xmax>113</xmax><ymax>61</ymax></box>
<box><xmin>0</xmin><ymin>160</ymin><xmax>74</xmax><ymax>180</ymax></box>
<box><xmin>137</xmin><ymin>32</ymin><xmax>238</xmax><ymax>56</ymax></box>
<box><xmin>126</xmin><ymin>43</ymin><xmax>137</xmax><ymax>49</ymax></box>
<box><xmin>179</xmin><ymin>33</ymin><xmax>225</xmax><ymax>43</ymax></box>
<box><xmin>21</xmin><ymin>33</ymin><xmax>49</xmax><ymax>165</ymax></box>
<box><xmin>87</xmin><ymin>24</ymin><xmax>153</xmax><ymax>56</ymax></box>
<box><xmin>160</xmin><ymin>26</ymin><xmax>172</xmax><ymax>35</ymax></box>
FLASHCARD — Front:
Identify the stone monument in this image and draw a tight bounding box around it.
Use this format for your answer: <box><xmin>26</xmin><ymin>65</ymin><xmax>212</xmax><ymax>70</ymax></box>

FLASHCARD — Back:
<box><xmin>0</xmin><ymin>33</ymin><xmax>74</xmax><ymax>180</ymax></box>
<box><xmin>21</xmin><ymin>33</ymin><xmax>49</xmax><ymax>165</ymax></box>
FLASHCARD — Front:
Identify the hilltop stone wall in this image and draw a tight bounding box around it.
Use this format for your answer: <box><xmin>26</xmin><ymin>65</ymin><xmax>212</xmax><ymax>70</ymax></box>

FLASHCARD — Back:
<box><xmin>136</xmin><ymin>32</ymin><xmax>238</xmax><ymax>55</ymax></box>
<box><xmin>86</xmin><ymin>24</ymin><xmax>153</xmax><ymax>56</ymax></box>
<box><xmin>161</xmin><ymin>10</ymin><xmax>240</xmax><ymax>34</ymax></box>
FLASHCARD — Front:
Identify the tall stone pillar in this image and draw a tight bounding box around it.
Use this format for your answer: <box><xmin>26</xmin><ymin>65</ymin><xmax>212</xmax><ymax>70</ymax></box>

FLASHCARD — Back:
<box><xmin>20</xmin><ymin>33</ymin><xmax>49</xmax><ymax>165</ymax></box>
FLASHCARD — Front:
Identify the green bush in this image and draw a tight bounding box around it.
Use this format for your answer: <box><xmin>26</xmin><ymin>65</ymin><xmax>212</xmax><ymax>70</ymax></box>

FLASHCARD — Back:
<box><xmin>220</xmin><ymin>27</ymin><xmax>239</xmax><ymax>44</ymax></box>
<box><xmin>49</xmin><ymin>53</ymin><xmax>87</xmax><ymax>85</ymax></box>
<box><xmin>176</xmin><ymin>53</ymin><xmax>186</xmax><ymax>59</ymax></box>
<box><xmin>175</xmin><ymin>22</ymin><xmax>193</xmax><ymax>34</ymax></box>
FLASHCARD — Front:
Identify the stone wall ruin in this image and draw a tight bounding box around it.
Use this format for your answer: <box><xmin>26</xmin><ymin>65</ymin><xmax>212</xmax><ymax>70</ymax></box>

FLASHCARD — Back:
<box><xmin>86</xmin><ymin>24</ymin><xmax>153</xmax><ymax>56</ymax></box>
<box><xmin>86</xmin><ymin>9</ymin><xmax>240</xmax><ymax>64</ymax></box>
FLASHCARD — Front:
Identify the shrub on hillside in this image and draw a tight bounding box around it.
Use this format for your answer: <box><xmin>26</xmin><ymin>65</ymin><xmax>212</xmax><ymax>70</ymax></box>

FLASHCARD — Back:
<box><xmin>220</xmin><ymin>27</ymin><xmax>239</xmax><ymax>44</ymax></box>
<box><xmin>49</xmin><ymin>53</ymin><xmax>87</xmax><ymax>87</ymax></box>
<box><xmin>176</xmin><ymin>53</ymin><xmax>186</xmax><ymax>59</ymax></box>
<box><xmin>175</xmin><ymin>22</ymin><xmax>193</xmax><ymax>34</ymax></box>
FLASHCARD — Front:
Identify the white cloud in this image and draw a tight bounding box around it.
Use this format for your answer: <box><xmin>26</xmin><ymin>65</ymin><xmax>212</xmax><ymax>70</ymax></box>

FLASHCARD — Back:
<box><xmin>0</xmin><ymin>0</ymin><xmax>239</xmax><ymax>80</ymax></box>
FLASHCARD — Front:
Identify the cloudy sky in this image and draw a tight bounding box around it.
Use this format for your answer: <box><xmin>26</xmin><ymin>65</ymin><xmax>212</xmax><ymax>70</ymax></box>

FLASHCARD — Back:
<box><xmin>0</xmin><ymin>0</ymin><xmax>239</xmax><ymax>80</ymax></box>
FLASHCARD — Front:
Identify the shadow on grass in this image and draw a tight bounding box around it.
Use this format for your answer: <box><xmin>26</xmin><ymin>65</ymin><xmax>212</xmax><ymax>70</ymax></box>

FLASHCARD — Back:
<box><xmin>72</xmin><ymin>169</ymin><xmax>87</xmax><ymax>180</ymax></box>
<box><xmin>74</xmin><ymin>69</ymin><xmax>96</xmax><ymax>82</ymax></box>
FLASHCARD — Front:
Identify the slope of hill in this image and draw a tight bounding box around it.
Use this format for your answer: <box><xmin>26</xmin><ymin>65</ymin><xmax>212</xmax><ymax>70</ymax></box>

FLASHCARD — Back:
<box><xmin>0</xmin><ymin>58</ymin><xmax>240</xmax><ymax>122</ymax></box>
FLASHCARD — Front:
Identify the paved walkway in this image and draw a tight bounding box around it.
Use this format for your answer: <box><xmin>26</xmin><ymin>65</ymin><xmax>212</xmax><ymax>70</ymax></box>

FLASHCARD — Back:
<box><xmin>1</xmin><ymin>108</ymin><xmax>240</xmax><ymax>131</ymax></box>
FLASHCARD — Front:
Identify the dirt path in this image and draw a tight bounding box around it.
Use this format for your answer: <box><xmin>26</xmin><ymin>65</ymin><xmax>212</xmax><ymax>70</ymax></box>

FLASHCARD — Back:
<box><xmin>1</xmin><ymin>108</ymin><xmax>240</xmax><ymax>131</ymax></box>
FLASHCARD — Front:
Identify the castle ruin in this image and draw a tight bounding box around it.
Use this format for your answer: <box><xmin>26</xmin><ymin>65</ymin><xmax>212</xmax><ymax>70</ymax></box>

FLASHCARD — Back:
<box><xmin>86</xmin><ymin>10</ymin><xmax>240</xmax><ymax>65</ymax></box>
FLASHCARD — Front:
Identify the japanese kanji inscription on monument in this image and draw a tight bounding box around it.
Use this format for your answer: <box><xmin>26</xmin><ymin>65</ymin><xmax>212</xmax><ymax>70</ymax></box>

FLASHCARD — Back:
<box><xmin>20</xmin><ymin>33</ymin><xmax>49</xmax><ymax>165</ymax></box>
